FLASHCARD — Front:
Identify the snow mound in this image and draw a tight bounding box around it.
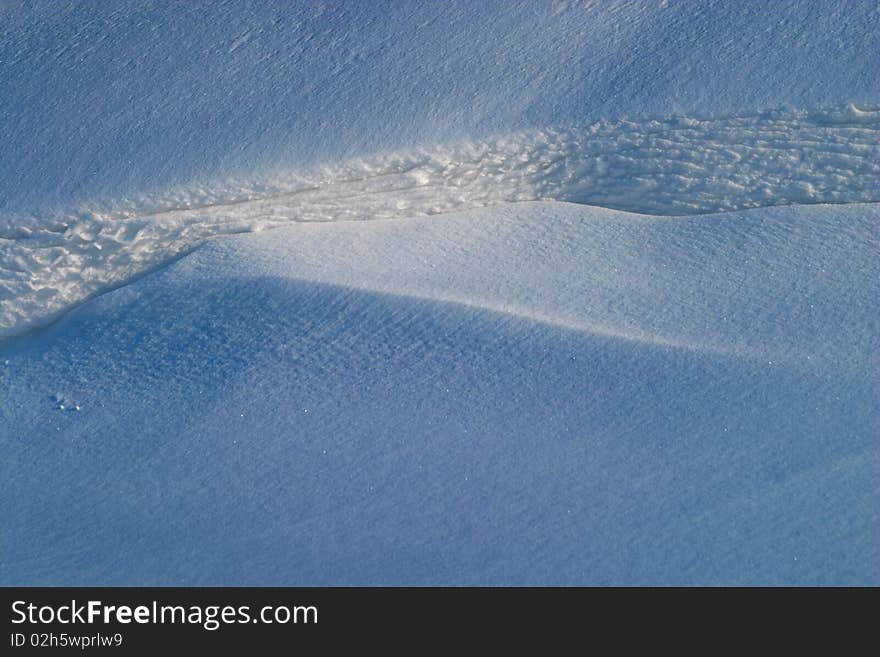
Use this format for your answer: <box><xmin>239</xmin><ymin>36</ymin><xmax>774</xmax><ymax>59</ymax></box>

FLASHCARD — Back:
<box><xmin>1</xmin><ymin>0</ymin><xmax>878</xmax><ymax>587</ymax></box>
<box><xmin>2</xmin><ymin>106</ymin><xmax>877</xmax><ymax>341</ymax></box>
<box><xmin>2</xmin><ymin>0</ymin><xmax>877</xmax><ymax>213</ymax></box>
<box><xmin>2</xmin><ymin>202</ymin><xmax>876</xmax><ymax>585</ymax></box>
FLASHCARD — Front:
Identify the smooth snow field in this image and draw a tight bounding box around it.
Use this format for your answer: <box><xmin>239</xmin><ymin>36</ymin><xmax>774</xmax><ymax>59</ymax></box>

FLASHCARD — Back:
<box><xmin>1</xmin><ymin>1</ymin><xmax>878</xmax><ymax>585</ymax></box>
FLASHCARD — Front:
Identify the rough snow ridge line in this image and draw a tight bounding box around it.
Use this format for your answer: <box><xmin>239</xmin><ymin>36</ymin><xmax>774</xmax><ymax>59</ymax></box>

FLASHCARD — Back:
<box><xmin>0</xmin><ymin>105</ymin><xmax>878</xmax><ymax>341</ymax></box>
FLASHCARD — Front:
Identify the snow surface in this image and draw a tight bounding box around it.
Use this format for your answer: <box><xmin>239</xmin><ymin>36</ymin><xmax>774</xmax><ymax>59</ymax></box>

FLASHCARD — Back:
<box><xmin>1</xmin><ymin>0</ymin><xmax>878</xmax><ymax>585</ymax></box>
<box><xmin>1</xmin><ymin>0</ymin><xmax>877</xmax><ymax>213</ymax></box>
<box><xmin>2</xmin><ymin>106</ymin><xmax>878</xmax><ymax>341</ymax></box>
<box><xmin>2</xmin><ymin>202</ymin><xmax>877</xmax><ymax>585</ymax></box>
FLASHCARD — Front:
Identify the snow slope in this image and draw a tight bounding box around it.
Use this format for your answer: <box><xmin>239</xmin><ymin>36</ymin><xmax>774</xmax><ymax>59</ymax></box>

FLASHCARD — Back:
<box><xmin>2</xmin><ymin>105</ymin><xmax>878</xmax><ymax>341</ymax></box>
<box><xmin>2</xmin><ymin>202</ymin><xmax>877</xmax><ymax>585</ymax></box>
<box><xmin>1</xmin><ymin>1</ymin><xmax>878</xmax><ymax>585</ymax></box>
<box><xmin>1</xmin><ymin>0</ymin><xmax>877</xmax><ymax>213</ymax></box>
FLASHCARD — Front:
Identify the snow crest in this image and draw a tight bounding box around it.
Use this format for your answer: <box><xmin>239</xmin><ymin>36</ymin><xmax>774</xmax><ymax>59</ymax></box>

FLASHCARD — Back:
<box><xmin>1</xmin><ymin>106</ymin><xmax>878</xmax><ymax>340</ymax></box>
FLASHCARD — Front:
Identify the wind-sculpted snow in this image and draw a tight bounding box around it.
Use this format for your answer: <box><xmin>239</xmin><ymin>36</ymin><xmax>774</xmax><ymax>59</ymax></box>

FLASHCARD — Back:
<box><xmin>3</xmin><ymin>0</ymin><xmax>877</xmax><ymax>213</ymax></box>
<box><xmin>203</xmin><ymin>201</ymin><xmax>880</xmax><ymax>372</ymax></box>
<box><xmin>2</xmin><ymin>202</ymin><xmax>877</xmax><ymax>585</ymax></box>
<box><xmin>1</xmin><ymin>106</ymin><xmax>877</xmax><ymax>340</ymax></box>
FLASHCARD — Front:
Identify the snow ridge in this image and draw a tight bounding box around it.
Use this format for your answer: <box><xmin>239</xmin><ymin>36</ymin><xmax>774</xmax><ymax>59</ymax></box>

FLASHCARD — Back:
<box><xmin>1</xmin><ymin>106</ymin><xmax>877</xmax><ymax>340</ymax></box>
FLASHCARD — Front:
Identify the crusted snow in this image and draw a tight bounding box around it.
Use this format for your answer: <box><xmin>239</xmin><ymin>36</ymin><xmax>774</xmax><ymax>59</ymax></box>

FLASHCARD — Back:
<box><xmin>1</xmin><ymin>0</ymin><xmax>878</xmax><ymax>586</ymax></box>
<box><xmin>2</xmin><ymin>201</ymin><xmax>877</xmax><ymax>585</ymax></box>
<box><xmin>2</xmin><ymin>106</ymin><xmax>877</xmax><ymax>341</ymax></box>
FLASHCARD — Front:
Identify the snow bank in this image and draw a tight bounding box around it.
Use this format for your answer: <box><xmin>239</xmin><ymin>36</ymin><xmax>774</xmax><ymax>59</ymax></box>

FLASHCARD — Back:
<box><xmin>2</xmin><ymin>202</ymin><xmax>876</xmax><ymax>585</ymax></box>
<box><xmin>2</xmin><ymin>0</ymin><xmax>877</xmax><ymax>213</ymax></box>
<box><xmin>1</xmin><ymin>0</ymin><xmax>877</xmax><ymax>587</ymax></box>
<box><xmin>2</xmin><ymin>106</ymin><xmax>877</xmax><ymax>341</ymax></box>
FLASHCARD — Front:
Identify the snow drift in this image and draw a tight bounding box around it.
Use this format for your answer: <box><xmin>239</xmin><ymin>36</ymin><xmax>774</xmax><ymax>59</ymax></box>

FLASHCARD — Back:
<box><xmin>1</xmin><ymin>0</ymin><xmax>877</xmax><ymax>214</ymax></box>
<box><xmin>2</xmin><ymin>202</ymin><xmax>877</xmax><ymax>585</ymax></box>
<box><xmin>1</xmin><ymin>0</ymin><xmax>878</xmax><ymax>585</ymax></box>
<box><xmin>2</xmin><ymin>106</ymin><xmax>877</xmax><ymax>341</ymax></box>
